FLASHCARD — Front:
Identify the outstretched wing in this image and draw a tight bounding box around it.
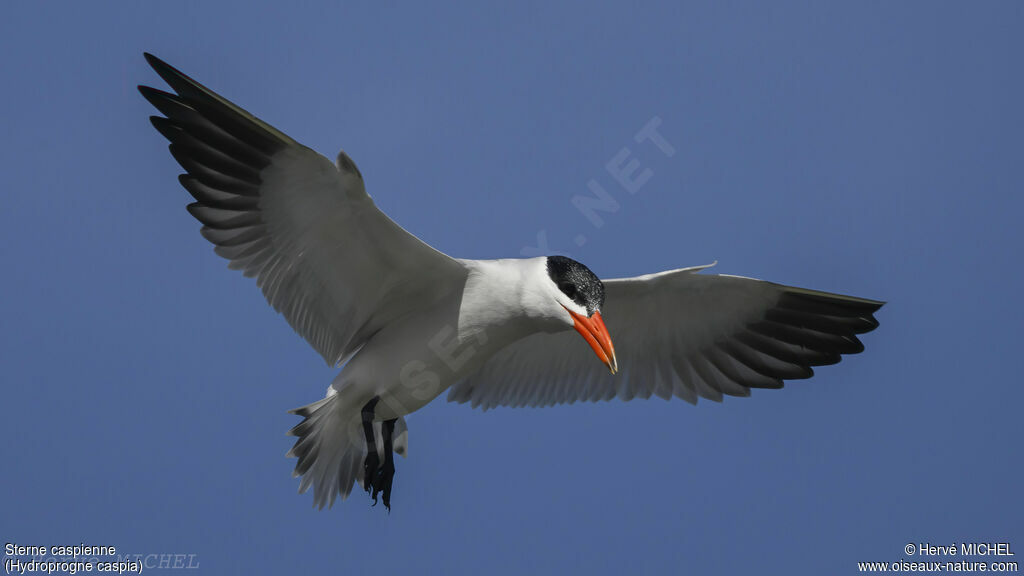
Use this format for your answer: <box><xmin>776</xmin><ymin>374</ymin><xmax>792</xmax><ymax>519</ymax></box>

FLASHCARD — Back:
<box><xmin>448</xmin><ymin>264</ymin><xmax>883</xmax><ymax>409</ymax></box>
<box><xmin>140</xmin><ymin>53</ymin><xmax>463</xmax><ymax>366</ymax></box>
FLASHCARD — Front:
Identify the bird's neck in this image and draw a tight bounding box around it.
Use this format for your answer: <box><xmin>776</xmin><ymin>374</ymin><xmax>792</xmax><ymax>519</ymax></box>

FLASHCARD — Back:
<box><xmin>456</xmin><ymin>258</ymin><xmax>564</xmax><ymax>343</ymax></box>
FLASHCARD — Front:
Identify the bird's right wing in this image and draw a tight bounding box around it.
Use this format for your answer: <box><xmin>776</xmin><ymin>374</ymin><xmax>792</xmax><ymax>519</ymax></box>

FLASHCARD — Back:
<box><xmin>448</xmin><ymin>265</ymin><xmax>883</xmax><ymax>409</ymax></box>
<box><xmin>139</xmin><ymin>53</ymin><xmax>464</xmax><ymax>366</ymax></box>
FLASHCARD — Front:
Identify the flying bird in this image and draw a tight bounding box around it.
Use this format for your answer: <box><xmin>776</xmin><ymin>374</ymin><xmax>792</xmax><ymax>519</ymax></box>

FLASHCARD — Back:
<box><xmin>139</xmin><ymin>53</ymin><xmax>883</xmax><ymax>511</ymax></box>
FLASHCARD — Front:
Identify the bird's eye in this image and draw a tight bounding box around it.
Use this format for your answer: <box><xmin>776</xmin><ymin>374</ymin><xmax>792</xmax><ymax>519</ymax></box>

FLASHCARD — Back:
<box><xmin>559</xmin><ymin>282</ymin><xmax>577</xmax><ymax>299</ymax></box>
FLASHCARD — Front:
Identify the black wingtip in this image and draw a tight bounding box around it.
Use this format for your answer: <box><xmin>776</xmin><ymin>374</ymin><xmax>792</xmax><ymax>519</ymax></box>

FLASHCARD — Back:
<box><xmin>139</xmin><ymin>52</ymin><xmax>294</xmax><ymax>155</ymax></box>
<box><xmin>136</xmin><ymin>84</ymin><xmax>157</xmax><ymax>100</ymax></box>
<box><xmin>142</xmin><ymin>52</ymin><xmax>203</xmax><ymax>98</ymax></box>
<box><xmin>137</xmin><ymin>84</ymin><xmax>175</xmax><ymax>107</ymax></box>
<box><xmin>143</xmin><ymin>52</ymin><xmax>169</xmax><ymax>73</ymax></box>
<box><xmin>143</xmin><ymin>53</ymin><xmax>177</xmax><ymax>83</ymax></box>
<box><xmin>148</xmin><ymin>116</ymin><xmax>179</xmax><ymax>141</ymax></box>
<box><xmin>862</xmin><ymin>299</ymin><xmax>886</xmax><ymax>313</ymax></box>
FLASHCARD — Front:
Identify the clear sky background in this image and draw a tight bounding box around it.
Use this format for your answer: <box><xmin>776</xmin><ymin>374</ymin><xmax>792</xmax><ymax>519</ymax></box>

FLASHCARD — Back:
<box><xmin>2</xmin><ymin>2</ymin><xmax>1021</xmax><ymax>574</ymax></box>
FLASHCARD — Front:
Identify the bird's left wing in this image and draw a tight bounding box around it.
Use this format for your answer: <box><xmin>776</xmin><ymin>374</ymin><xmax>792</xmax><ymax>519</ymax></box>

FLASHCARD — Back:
<box><xmin>448</xmin><ymin>264</ymin><xmax>883</xmax><ymax>409</ymax></box>
<box><xmin>139</xmin><ymin>53</ymin><xmax>463</xmax><ymax>366</ymax></box>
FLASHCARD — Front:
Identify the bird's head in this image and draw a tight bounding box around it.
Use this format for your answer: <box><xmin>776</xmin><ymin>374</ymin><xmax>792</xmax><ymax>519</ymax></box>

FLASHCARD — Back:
<box><xmin>545</xmin><ymin>256</ymin><xmax>618</xmax><ymax>374</ymax></box>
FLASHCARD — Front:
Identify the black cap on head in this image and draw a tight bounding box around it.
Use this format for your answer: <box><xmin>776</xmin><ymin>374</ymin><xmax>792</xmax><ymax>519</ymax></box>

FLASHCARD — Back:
<box><xmin>546</xmin><ymin>256</ymin><xmax>605</xmax><ymax>316</ymax></box>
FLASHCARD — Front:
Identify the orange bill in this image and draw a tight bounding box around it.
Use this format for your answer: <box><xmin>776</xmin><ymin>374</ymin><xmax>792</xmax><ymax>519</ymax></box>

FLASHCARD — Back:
<box><xmin>565</xmin><ymin>307</ymin><xmax>618</xmax><ymax>374</ymax></box>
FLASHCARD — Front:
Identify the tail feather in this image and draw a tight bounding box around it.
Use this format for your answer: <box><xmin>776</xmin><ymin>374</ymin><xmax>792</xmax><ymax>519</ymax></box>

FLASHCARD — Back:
<box><xmin>286</xmin><ymin>390</ymin><xmax>409</xmax><ymax>509</ymax></box>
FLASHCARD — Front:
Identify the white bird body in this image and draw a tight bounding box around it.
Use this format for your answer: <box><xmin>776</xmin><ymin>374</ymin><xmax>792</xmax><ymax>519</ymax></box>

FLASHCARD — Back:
<box><xmin>329</xmin><ymin>257</ymin><xmax>577</xmax><ymax>420</ymax></box>
<box><xmin>140</xmin><ymin>53</ymin><xmax>884</xmax><ymax>510</ymax></box>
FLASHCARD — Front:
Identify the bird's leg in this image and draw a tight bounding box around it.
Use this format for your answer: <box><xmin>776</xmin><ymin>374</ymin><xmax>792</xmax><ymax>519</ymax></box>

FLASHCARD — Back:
<box><xmin>360</xmin><ymin>396</ymin><xmax>380</xmax><ymax>497</ymax></box>
<box><xmin>376</xmin><ymin>418</ymin><xmax>397</xmax><ymax>511</ymax></box>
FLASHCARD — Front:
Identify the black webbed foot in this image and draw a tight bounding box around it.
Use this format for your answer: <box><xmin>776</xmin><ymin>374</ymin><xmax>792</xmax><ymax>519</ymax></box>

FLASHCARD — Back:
<box><xmin>360</xmin><ymin>397</ymin><xmax>381</xmax><ymax>498</ymax></box>
<box><xmin>379</xmin><ymin>457</ymin><xmax>395</xmax><ymax>510</ymax></box>
<box><xmin>359</xmin><ymin>397</ymin><xmax>397</xmax><ymax>511</ymax></box>
<box><xmin>373</xmin><ymin>418</ymin><xmax>397</xmax><ymax>511</ymax></box>
<box><xmin>363</xmin><ymin>450</ymin><xmax>380</xmax><ymax>497</ymax></box>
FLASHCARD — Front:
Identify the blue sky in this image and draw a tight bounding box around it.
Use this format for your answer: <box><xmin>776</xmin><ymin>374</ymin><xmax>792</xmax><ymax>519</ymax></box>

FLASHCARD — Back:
<box><xmin>2</xmin><ymin>2</ymin><xmax>1021</xmax><ymax>574</ymax></box>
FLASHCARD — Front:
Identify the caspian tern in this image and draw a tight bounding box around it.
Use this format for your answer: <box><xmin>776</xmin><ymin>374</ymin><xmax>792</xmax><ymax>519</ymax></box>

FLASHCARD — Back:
<box><xmin>140</xmin><ymin>53</ymin><xmax>883</xmax><ymax>511</ymax></box>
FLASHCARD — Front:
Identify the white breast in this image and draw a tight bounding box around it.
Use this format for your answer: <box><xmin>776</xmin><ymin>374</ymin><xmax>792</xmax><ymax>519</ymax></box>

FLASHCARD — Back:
<box><xmin>334</xmin><ymin>257</ymin><xmax>561</xmax><ymax>419</ymax></box>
